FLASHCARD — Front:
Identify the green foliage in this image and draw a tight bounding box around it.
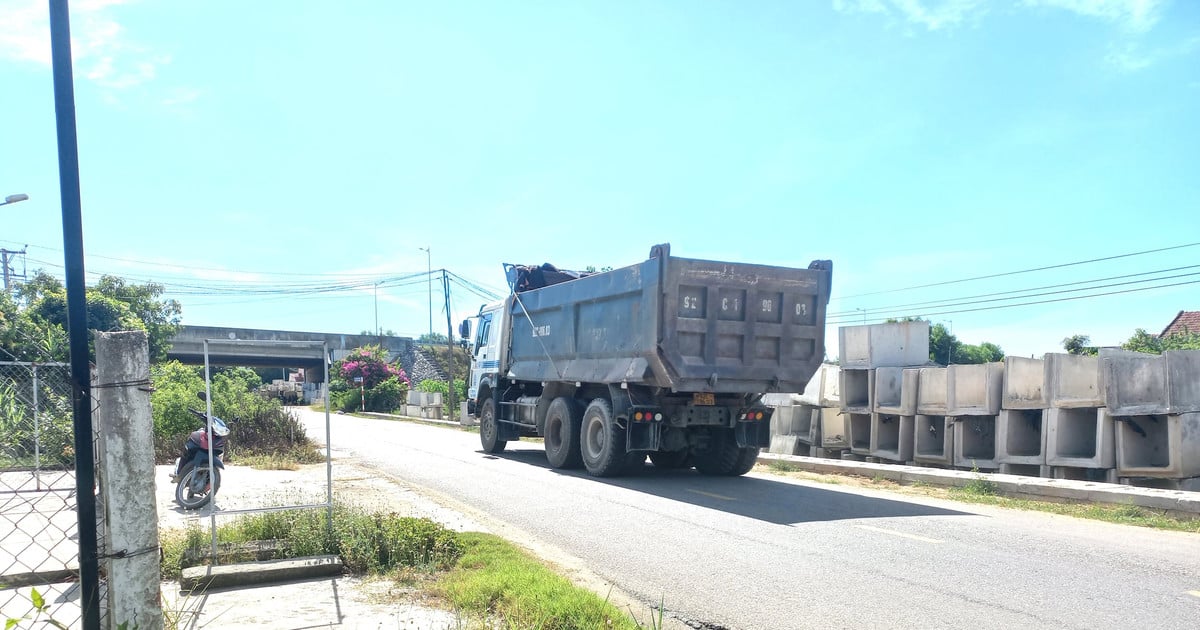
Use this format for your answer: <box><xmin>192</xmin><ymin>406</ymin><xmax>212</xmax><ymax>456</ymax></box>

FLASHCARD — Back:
<box><xmin>329</xmin><ymin>345</ymin><xmax>409</xmax><ymax>413</ymax></box>
<box><xmin>1122</xmin><ymin>328</ymin><xmax>1200</xmax><ymax>354</ymax></box>
<box><xmin>416</xmin><ymin>378</ymin><xmax>467</xmax><ymax>401</ymax></box>
<box><xmin>417</xmin><ymin>332</ymin><xmax>449</xmax><ymax>344</ymax></box>
<box><xmin>4</xmin><ymin>270</ymin><xmax>181</xmax><ymax>363</ymax></box>
<box><xmin>1062</xmin><ymin>334</ymin><xmax>1098</xmax><ymax>356</ymax></box>
<box><xmin>0</xmin><ymin>378</ymin><xmax>74</xmax><ymax>467</ymax></box>
<box><xmin>4</xmin><ymin>587</ymin><xmax>70</xmax><ymax>629</ymax></box>
<box><xmin>149</xmin><ymin>360</ymin><xmax>312</xmax><ymax>463</ymax></box>
<box><xmin>162</xmin><ymin>505</ymin><xmax>462</xmax><ymax>579</ymax></box>
<box><xmin>924</xmin><ymin>321</ymin><xmax>1003</xmax><ymax>365</ymax></box>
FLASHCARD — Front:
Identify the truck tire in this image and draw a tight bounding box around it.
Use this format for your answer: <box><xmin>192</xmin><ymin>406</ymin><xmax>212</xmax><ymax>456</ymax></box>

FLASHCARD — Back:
<box><xmin>729</xmin><ymin>447</ymin><xmax>760</xmax><ymax>476</ymax></box>
<box><xmin>693</xmin><ymin>429</ymin><xmax>740</xmax><ymax>476</ymax></box>
<box><xmin>580</xmin><ymin>398</ymin><xmax>627</xmax><ymax>477</ymax></box>
<box><xmin>479</xmin><ymin>398</ymin><xmax>506</xmax><ymax>454</ymax></box>
<box><xmin>648</xmin><ymin>449</ymin><xmax>691</xmax><ymax>469</ymax></box>
<box><xmin>544</xmin><ymin>397</ymin><xmax>583</xmax><ymax>469</ymax></box>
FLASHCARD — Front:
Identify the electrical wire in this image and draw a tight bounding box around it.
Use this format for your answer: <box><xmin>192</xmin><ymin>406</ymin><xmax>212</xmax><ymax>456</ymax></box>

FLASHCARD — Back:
<box><xmin>832</xmin><ymin>241</ymin><xmax>1200</xmax><ymax>301</ymax></box>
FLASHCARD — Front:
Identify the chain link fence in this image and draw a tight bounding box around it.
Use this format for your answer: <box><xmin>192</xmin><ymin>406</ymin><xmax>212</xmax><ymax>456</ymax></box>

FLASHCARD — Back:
<box><xmin>0</xmin><ymin>362</ymin><xmax>103</xmax><ymax>627</ymax></box>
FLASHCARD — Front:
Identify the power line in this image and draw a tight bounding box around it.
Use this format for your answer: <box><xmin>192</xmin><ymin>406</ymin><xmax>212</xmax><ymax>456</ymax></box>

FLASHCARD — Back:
<box><xmin>826</xmin><ymin>277</ymin><xmax>1200</xmax><ymax>325</ymax></box>
<box><xmin>832</xmin><ymin>241</ymin><xmax>1200</xmax><ymax>301</ymax></box>
<box><xmin>828</xmin><ymin>265</ymin><xmax>1200</xmax><ymax>318</ymax></box>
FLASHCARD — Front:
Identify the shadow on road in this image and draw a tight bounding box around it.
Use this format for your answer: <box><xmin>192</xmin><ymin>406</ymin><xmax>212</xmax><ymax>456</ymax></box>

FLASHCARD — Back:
<box><xmin>484</xmin><ymin>446</ymin><xmax>970</xmax><ymax>525</ymax></box>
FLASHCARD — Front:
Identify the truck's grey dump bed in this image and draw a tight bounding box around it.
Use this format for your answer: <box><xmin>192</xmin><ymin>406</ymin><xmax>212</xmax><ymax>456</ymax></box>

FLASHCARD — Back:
<box><xmin>507</xmin><ymin>254</ymin><xmax>831</xmax><ymax>394</ymax></box>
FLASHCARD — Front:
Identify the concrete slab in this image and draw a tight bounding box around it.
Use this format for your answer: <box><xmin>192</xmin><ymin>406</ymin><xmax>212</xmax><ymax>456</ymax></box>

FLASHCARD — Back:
<box><xmin>1046</xmin><ymin>407</ymin><xmax>1115</xmax><ymax>469</ymax></box>
<box><xmin>839</xmin><ymin>368</ymin><xmax>873</xmax><ymax>413</ymax></box>
<box><xmin>873</xmin><ymin>367</ymin><xmax>919</xmax><ymax>415</ymax></box>
<box><xmin>913</xmin><ymin>414</ymin><xmax>953</xmax><ymax>466</ymax></box>
<box><xmin>1114</xmin><ymin>412</ymin><xmax>1200</xmax><ymax>479</ymax></box>
<box><xmin>948</xmin><ymin>362</ymin><xmax>1004</xmax><ymax>416</ymax></box>
<box><xmin>1044</xmin><ymin>353</ymin><xmax>1104</xmax><ymax>409</ymax></box>
<box><xmin>997</xmin><ymin>409</ymin><xmax>1046</xmax><ymax>465</ymax></box>
<box><xmin>768</xmin><ymin>434</ymin><xmax>804</xmax><ymax>456</ymax></box>
<box><xmin>181</xmin><ymin>555</ymin><xmax>343</xmax><ymax>593</ymax></box>
<box><xmin>1002</xmin><ymin>356</ymin><xmax>1046</xmax><ymax>410</ymax></box>
<box><xmin>838</xmin><ymin>321</ymin><xmax>930</xmax><ymax>369</ymax></box>
<box><xmin>916</xmin><ymin>367</ymin><xmax>948</xmax><ymax>415</ymax></box>
<box><xmin>954</xmin><ymin>415</ymin><xmax>999</xmax><ymax>470</ymax></box>
<box><xmin>869</xmin><ymin>413</ymin><xmax>913</xmax><ymax>462</ymax></box>
<box><xmin>818</xmin><ymin>365</ymin><xmax>841</xmax><ymax>407</ymax></box>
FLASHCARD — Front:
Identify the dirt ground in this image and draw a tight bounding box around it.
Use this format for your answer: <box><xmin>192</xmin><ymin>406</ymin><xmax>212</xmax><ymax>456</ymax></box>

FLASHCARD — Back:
<box><xmin>156</xmin><ymin>446</ymin><xmax>489</xmax><ymax>629</ymax></box>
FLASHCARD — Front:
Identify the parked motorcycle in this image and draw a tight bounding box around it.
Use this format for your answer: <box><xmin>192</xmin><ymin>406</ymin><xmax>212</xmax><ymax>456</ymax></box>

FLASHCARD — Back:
<box><xmin>170</xmin><ymin>392</ymin><xmax>230</xmax><ymax>510</ymax></box>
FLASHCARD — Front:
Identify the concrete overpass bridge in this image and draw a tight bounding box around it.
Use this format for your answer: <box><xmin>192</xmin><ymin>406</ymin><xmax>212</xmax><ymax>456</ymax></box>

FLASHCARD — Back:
<box><xmin>167</xmin><ymin>325</ymin><xmax>414</xmax><ymax>381</ymax></box>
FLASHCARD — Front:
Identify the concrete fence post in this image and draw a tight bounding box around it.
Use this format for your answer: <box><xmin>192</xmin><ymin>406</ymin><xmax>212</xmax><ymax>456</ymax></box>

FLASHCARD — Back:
<box><xmin>95</xmin><ymin>331</ymin><xmax>164</xmax><ymax>630</ymax></box>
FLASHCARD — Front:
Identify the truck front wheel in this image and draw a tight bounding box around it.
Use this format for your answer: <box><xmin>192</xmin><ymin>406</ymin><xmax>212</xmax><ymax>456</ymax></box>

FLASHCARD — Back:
<box><xmin>479</xmin><ymin>398</ymin><xmax>506</xmax><ymax>454</ymax></box>
<box><xmin>544</xmin><ymin>397</ymin><xmax>583</xmax><ymax>469</ymax></box>
<box><xmin>580</xmin><ymin>398</ymin><xmax>627</xmax><ymax>477</ymax></box>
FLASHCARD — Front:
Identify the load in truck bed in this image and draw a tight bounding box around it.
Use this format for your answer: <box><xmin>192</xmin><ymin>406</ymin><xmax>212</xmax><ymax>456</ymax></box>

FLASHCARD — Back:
<box><xmin>504</xmin><ymin>244</ymin><xmax>832</xmax><ymax>394</ymax></box>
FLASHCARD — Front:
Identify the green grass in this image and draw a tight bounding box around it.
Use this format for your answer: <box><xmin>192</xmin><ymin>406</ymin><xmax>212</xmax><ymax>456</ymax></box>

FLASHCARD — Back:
<box><xmin>232</xmin><ymin>445</ymin><xmax>326</xmax><ymax>470</ymax></box>
<box><xmin>435</xmin><ymin>533</ymin><xmax>649</xmax><ymax>630</ymax></box>
<box><xmin>161</xmin><ymin>504</ymin><xmax>462</xmax><ymax>580</ymax></box>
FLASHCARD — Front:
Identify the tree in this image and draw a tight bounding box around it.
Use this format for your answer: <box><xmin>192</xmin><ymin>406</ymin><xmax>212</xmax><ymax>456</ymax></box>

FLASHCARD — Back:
<box><xmin>1121</xmin><ymin>328</ymin><xmax>1200</xmax><ymax>354</ymax></box>
<box><xmin>5</xmin><ymin>270</ymin><xmax>181</xmax><ymax>362</ymax></box>
<box><xmin>418</xmin><ymin>332</ymin><xmax>448</xmax><ymax>344</ymax></box>
<box><xmin>329</xmin><ymin>344</ymin><xmax>410</xmax><ymax>412</ymax></box>
<box><xmin>929</xmin><ymin>322</ymin><xmax>958</xmax><ymax>365</ymax></box>
<box><xmin>1061</xmin><ymin>334</ymin><xmax>1097</xmax><ymax>356</ymax></box>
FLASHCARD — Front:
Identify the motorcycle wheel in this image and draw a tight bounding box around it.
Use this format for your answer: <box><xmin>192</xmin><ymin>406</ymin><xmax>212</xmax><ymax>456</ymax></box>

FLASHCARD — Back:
<box><xmin>175</xmin><ymin>465</ymin><xmax>221</xmax><ymax>510</ymax></box>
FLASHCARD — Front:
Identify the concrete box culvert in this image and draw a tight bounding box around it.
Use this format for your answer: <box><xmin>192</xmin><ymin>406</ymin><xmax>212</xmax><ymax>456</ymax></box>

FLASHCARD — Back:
<box><xmin>869</xmin><ymin>413</ymin><xmax>913</xmax><ymax>462</ymax></box>
<box><xmin>1047</xmin><ymin>408</ymin><xmax>1115</xmax><ymax>468</ymax></box>
<box><xmin>955</xmin><ymin>416</ymin><xmax>999</xmax><ymax>469</ymax></box>
<box><xmin>840</xmin><ymin>369</ymin><xmax>873</xmax><ymax>413</ymax></box>
<box><xmin>1003</xmin><ymin>356</ymin><xmax>1046</xmax><ymax>409</ymax></box>
<box><xmin>917</xmin><ymin>367</ymin><xmax>948</xmax><ymax>415</ymax></box>
<box><xmin>847</xmin><ymin>412</ymin><xmax>872</xmax><ymax>454</ymax></box>
<box><xmin>998</xmin><ymin>409</ymin><xmax>1046</xmax><ymax>464</ymax></box>
<box><xmin>1115</xmin><ymin>412</ymin><xmax>1200</xmax><ymax>478</ymax></box>
<box><xmin>915</xmin><ymin>414</ymin><xmax>953</xmax><ymax>465</ymax></box>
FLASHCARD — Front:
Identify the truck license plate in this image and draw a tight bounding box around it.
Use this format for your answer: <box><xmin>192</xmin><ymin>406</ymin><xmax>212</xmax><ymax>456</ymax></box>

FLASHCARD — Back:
<box><xmin>693</xmin><ymin>392</ymin><xmax>715</xmax><ymax>406</ymax></box>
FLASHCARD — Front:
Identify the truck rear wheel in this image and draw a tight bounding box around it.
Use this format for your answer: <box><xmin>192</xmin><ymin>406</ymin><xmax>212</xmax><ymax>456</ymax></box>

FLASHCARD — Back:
<box><xmin>479</xmin><ymin>398</ymin><xmax>506</xmax><ymax>454</ymax></box>
<box><xmin>580</xmin><ymin>398</ymin><xmax>627</xmax><ymax>477</ymax></box>
<box><xmin>544</xmin><ymin>397</ymin><xmax>583</xmax><ymax>469</ymax></box>
<box><xmin>729</xmin><ymin>446</ymin><xmax>760</xmax><ymax>476</ymax></box>
<box><xmin>694</xmin><ymin>429</ymin><xmax>748</xmax><ymax>476</ymax></box>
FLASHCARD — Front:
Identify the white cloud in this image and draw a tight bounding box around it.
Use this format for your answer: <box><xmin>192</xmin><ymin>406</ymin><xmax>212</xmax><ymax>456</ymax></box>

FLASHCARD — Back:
<box><xmin>1105</xmin><ymin>35</ymin><xmax>1200</xmax><ymax>72</ymax></box>
<box><xmin>1022</xmin><ymin>0</ymin><xmax>1165</xmax><ymax>33</ymax></box>
<box><xmin>0</xmin><ymin>0</ymin><xmax>166</xmax><ymax>89</ymax></box>
<box><xmin>833</xmin><ymin>0</ymin><xmax>988</xmax><ymax>31</ymax></box>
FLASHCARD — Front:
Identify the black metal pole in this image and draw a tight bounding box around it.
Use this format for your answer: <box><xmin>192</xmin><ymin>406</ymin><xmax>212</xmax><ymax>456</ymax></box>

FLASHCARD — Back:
<box><xmin>48</xmin><ymin>2</ymin><xmax>100</xmax><ymax>628</ymax></box>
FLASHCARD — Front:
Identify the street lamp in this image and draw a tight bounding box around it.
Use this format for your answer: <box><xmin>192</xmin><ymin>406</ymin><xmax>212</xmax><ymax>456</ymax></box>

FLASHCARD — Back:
<box><xmin>1</xmin><ymin>194</ymin><xmax>29</xmax><ymax>207</ymax></box>
<box><xmin>419</xmin><ymin>246</ymin><xmax>432</xmax><ymax>337</ymax></box>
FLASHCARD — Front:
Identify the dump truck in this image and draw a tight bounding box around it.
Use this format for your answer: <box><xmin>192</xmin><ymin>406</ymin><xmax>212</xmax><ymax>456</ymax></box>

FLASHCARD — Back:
<box><xmin>460</xmin><ymin>243</ymin><xmax>832</xmax><ymax>477</ymax></box>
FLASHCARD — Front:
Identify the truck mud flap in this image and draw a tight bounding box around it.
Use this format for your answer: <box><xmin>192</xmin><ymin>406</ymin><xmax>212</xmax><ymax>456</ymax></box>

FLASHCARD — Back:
<box><xmin>734</xmin><ymin>419</ymin><xmax>771</xmax><ymax>449</ymax></box>
<box><xmin>626</xmin><ymin>421</ymin><xmax>661</xmax><ymax>452</ymax></box>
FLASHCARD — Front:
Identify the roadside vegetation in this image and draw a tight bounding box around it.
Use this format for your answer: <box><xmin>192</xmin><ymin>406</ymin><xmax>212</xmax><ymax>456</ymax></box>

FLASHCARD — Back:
<box><xmin>757</xmin><ymin>463</ymin><xmax>1200</xmax><ymax>534</ymax></box>
<box><xmin>151</xmin><ymin>361</ymin><xmax>322</xmax><ymax>466</ymax></box>
<box><xmin>161</xmin><ymin>505</ymin><xmax>660</xmax><ymax>630</ymax></box>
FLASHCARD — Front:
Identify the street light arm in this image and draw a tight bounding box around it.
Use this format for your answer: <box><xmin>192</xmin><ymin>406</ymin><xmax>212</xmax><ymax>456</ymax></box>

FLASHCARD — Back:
<box><xmin>1</xmin><ymin>193</ymin><xmax>30</xmax><ymax>206</ymax></box>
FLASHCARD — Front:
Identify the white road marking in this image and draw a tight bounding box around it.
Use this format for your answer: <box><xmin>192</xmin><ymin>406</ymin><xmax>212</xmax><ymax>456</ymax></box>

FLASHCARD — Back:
<box><xmin>687</xmin><ymin>489</ymin><xmax>736</xmax><ymax>501</ymax></box>
<box><xmin>853</xmin><ymin>524</ymin><xmax>944</xmax><ymax>544</ymax></box>
<box><xmin>1186</xmin><ymin>590</ymin><xmax>1200</xmax><ymax>599</ymax></box>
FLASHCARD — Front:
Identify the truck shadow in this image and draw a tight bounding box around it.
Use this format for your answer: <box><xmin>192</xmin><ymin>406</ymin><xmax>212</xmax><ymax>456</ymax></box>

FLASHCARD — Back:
<box><xmin>489</xmin><ymin>447</ymin><xmax>970</xmax><ymax>525</ymax></box>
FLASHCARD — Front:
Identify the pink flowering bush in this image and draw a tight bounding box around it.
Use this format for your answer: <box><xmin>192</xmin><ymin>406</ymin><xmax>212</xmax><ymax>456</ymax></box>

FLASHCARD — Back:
<box><xmin>331</xmin><ymin>345</ymin><xmax>409</xmax><ymax>412</ymax></box>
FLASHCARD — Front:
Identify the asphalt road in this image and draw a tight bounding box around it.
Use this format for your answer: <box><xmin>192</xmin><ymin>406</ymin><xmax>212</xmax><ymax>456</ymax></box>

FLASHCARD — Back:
<box><xmin>298</xmin><ymin>409</ymin><xmax>1200</xmax><ymax>630</ymax></box>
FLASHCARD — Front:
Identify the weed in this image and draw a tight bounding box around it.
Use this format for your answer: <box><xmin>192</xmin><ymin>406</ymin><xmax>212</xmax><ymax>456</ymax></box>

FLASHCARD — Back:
<box><xmin>768</xmin><ymin>460</ymin><xmax>798</xmax><ymax>473</ymax></box>
<box><xmin>4</xmin><ymin>587</ymin><xmax>70</xmax><ymax>629</ymax></box>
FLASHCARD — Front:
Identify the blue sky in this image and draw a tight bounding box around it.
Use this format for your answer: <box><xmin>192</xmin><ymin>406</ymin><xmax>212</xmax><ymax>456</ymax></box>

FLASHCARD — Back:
<box><xmin>1</xmin><ymin>0</ymin><xmax>1197</xmax><ymax>359</ymax></box>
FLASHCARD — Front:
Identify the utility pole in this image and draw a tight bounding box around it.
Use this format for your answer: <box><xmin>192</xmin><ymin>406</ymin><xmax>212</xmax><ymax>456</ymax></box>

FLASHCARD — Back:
<box><xmin>0</xmin><ymin>247</ymin><xmax>25</xmax><ymax>292</ymax></box>
<box><xmin>443</xmin><ymin>269</ymin><xmax>456</xmax><ymax>416</ymax></box>
<box><xmin>420</xmin><ymin>246</ymin><xmax>432</xmax><ymax>337</ymax></box>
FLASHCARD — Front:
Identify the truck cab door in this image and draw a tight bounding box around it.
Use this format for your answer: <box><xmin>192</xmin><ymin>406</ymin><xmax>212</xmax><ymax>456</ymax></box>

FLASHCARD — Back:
<box><xmin>468</xmin><ymin>312</ymin><xmax>495</xmax><ymax>400</ymax></box>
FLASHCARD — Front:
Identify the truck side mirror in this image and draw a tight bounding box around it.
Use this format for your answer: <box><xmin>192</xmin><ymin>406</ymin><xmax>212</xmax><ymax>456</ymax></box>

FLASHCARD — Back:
<box><xmin>459</xmin><ymin>319</ymin><xmax>471</xmax><ymax>339</ymax></box>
